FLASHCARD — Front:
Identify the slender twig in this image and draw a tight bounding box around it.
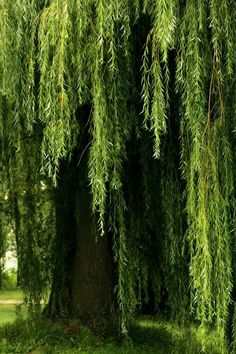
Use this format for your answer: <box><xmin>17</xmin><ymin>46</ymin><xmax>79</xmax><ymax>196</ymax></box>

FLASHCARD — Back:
<box><xmin>77</xmin><ymin>140</ymin><xmax>92</xmax><ymax>168</ymax></box>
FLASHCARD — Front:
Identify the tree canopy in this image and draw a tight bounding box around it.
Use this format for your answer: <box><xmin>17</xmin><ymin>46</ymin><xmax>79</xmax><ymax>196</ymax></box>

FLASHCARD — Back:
<box><xmin>0</xmin><ymin>0</ymin><xmax>236</xmax><ymax>349</ymax></box>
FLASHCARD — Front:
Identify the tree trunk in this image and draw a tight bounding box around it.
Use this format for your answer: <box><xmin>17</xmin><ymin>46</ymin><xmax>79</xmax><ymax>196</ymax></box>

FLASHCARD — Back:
<box><xmin>72</xmin><ymin>178</ymin><xmax>115</xmax><ymax>322</ymax></box>
<box><xmin>46</xmin><ymin>156</ymin><xmax>115</xmax><ymax>332</ymax></box>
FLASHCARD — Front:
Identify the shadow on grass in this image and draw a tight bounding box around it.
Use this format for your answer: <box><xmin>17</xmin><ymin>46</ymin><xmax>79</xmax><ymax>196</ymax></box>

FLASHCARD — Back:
<box><xmin>130</xmin><ymin>319</ymin><xmax>174</xmax><ymax>353</ymax></box>
<box><xmin>130</xmin><ymin>317</ymin><xmax>226</xmax><ymax>354</ymax></box>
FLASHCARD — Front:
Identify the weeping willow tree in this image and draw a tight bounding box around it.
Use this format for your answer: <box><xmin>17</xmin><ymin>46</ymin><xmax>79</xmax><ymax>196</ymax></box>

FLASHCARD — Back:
<box><xmin>0</xmin><ymin>0</ymin><xmax>236</xmax><ymax>347</ymax></box>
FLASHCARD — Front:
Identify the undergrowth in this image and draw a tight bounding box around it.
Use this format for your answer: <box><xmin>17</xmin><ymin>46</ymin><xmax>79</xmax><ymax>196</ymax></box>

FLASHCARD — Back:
<box><xmin>0</xmin><ymin>316</ymin><xmax>227</xmax><ymax>353</ymax></box>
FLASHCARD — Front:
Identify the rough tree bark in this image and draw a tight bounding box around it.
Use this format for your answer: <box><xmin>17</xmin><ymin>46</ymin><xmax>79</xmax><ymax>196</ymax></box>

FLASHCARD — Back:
<box><xmin>46</xmin><ymin>108</ymin><xmax>115</xmax><ymax>332</ymax></box>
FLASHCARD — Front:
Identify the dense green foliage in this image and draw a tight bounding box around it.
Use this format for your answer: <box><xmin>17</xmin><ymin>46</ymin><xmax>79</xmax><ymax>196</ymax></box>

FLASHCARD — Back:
<box><xmin>0</xmin><ymin>0</ymin><xmax>236</xmax><ymax>351</ymax></box>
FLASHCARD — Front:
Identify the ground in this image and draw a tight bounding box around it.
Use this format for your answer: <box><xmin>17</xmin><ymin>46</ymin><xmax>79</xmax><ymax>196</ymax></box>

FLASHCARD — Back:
<box><xmin>0</xmin><ymin>290</ymin><xmax>23</xmax><ymax>325</ymax></box>
<box><xmin>0</xmin><ymin>290</ymin><xmax>226</xmax><ymax>353</ymax></box>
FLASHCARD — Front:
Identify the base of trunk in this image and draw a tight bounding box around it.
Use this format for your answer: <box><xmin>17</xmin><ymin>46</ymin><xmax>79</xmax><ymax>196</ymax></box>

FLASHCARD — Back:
<box><xmin>45</xmin><ymin>155</ymin><xmax>116</xmax><ymax>336</ymax></box>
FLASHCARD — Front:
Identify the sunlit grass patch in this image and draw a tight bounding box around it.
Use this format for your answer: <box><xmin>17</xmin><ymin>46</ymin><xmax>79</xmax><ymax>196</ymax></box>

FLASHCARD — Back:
<box><xmin>0</xmin><ymin>289</ymin><xmax>23</xmax><ymax>302</ymax></box>
<box><xmin>0</xmin><ymin>304</ymin><xmax>27</xmax><ymax>326</ymax></box>
<box><xmin>0</xmin><ymin>290</ymin><xmax>25</xmax><ymax>326</ymax></box>
<box><xmin>0</xmin><ymin>305</ymin><xmax>18</xmax><ymax>325</ymax></box>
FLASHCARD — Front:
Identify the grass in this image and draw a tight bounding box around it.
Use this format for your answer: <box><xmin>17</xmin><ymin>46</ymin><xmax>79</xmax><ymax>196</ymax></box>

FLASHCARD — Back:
<box><xmin>0</xmin><ymin>290</ymin><xmax>23</xmax><ymax>327</ymax></box>
<box><xmin>0</xmin><ymin>317</ymin><xmax>227</xmax><ymax>354</ymax></box>
<box><xmin>0</xmin><ymin>290</ymin><xmax>26</xmax><ymax>329</ymax></box>
<box><xmin>0</xmin><ymin>305</ymin><xmax>18</xmax><ymax>326</ymax></box>
<box><xmin>0</xmin><ymin>318</ymin><xmax>170</xmax><ymax>354</ymax></box>
<box><xmin>0</xmin><ymin>289</ymin><xmax>23</xmax><ymax>301</ymax></box>
<box><xmin>0</xmin><ymin>291</ymin><xmax>228</xmax><ymax>353</ymax></box>
<box><xmin>0</xmin><ymin>319</ymin><xmax>166</xmax><ymax>354</ymax></box>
